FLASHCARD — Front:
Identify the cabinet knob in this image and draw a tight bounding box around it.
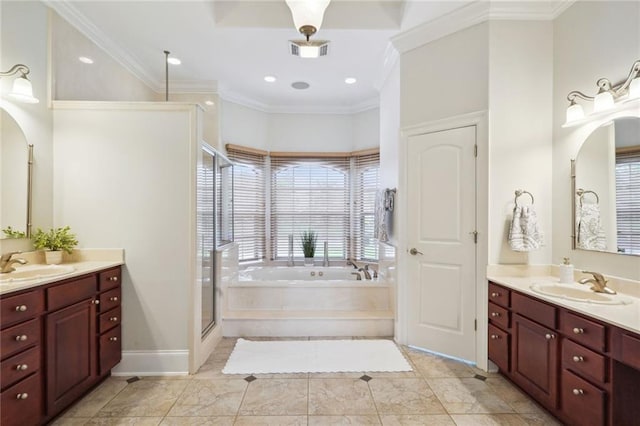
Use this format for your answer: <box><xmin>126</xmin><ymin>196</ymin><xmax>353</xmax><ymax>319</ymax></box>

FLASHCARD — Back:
<box><xmin>572</xmin><ymin>327</ymin><xmax>584</xmax><ymax>334</ymax></box>
<box><xmin>15</xmin><ymin>334</ymin><xmax>27</xmax><ymax>342</ymax></box>
<box><xmin>491</xmin><ymin>312</ymin><xmax>500</xmax><ymax>317</ymax></box>
<box><xmin>110</xmin><ymin>296</ymin><xmax>119</xmax><ymax>302</ymax></box>
<box><xmin>491</xmin><ymin>292</ymin><xmax>500</xmax><ymax>297</ymax></box>
<box><xmin>15</xmin><ymin>305</ymin><xmax>27</xmax><ymax>312</ymax></box>
<box><xmin>544</xmin><ymin>333</ymin><xmax>555</xmax><ymax>340</ymax></box>
<box><xmin>490</xmin><ymin>334</ymin><xmax>500</xmax><ymax>339</ymax></box>
<box><xmin>16</xmin><ymin>393</ymin><xmax>28</xmax><ymax>400</ymax></box>
<box><xmin>92</xmin><ymin>300</ymin><xmax>100</xmax><ymax>305</ymax></box>
<box><xmin>110</xmin><ymin>337</ymin><xmax>118</xmax><ymax>342</ymax></box>
<box><xmin>110</xmin><ymin>317</ymin><xmax>118</xmax><ymax>322</ymax></box>
<box><xmin>15</xmin><ymin>364</ymin><xmax>28</xmax><ymax>371</ymax></box>
<box><xmin>572</xmin><ymin>355</ymin><xmax>584</xmax><ymax>362</ymax></box>
<box><xmin>572</xmin><ymin>389</ymin><xmax>584</xmax><ymax>396</ymax></box>
<box><xmin>109</xmin><ymin>276</ymin><xmax>119</xmax><ymax>282</ymax></box>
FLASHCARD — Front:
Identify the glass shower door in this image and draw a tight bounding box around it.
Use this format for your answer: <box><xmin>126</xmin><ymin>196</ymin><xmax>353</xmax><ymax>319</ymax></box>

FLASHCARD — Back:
<box><xmin>199</xmin><ymin>148</ymin><xmax>216</xmax><ymax>336</ymax></box>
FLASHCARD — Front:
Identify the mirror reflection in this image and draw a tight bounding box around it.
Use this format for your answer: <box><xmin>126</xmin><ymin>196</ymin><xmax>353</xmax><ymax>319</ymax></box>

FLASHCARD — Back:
<box><xmin>0</xmin><ymin>109</ymin><xmax>30</xmax><ymax>239</ymax></box>
<box><xmin>574</xmin><ymin>117</ymin><xmax>640</xmax><ymax>256</ymax></box>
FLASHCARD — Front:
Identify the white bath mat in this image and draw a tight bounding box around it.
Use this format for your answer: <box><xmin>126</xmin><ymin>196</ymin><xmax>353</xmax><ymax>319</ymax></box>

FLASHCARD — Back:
<box><xmin>222</xmin><ymin>338</ymin><xmax>413</xmax><ymax>374</ymax></box>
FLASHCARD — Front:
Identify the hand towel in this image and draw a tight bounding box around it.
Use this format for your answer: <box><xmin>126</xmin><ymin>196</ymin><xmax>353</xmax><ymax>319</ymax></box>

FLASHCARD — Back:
<box><xmin>508</xmin><ymin>205</ymin><xmax>544</xmax><ymax>251</ymax></box>
<box><xmin>576</xmin><ymin>203</ymin><xmax>606</xmax><ymax>250</ymax></box>
<box><xmin>374</xmin><ymin>189</ymin><xmax>389</xmax><ymax>242</ymax></box>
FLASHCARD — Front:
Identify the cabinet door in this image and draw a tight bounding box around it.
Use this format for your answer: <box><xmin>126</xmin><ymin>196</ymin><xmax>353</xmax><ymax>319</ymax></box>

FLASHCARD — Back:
<box><xmin>512</xmin><ymin>314</ymin><xmax>559</xmax><ymax>408</ymax></box>
<box><xmin>46</xmin><ymin>299</ymin><xmax>97</xmax><ymax>415</ymax></box>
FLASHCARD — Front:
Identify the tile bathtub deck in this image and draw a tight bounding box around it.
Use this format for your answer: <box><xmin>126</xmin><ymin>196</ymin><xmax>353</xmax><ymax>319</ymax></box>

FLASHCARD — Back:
<box><xmin>52</xmin><ymin>337</ymin><xmax>561</xmax><ymax>426</ymax></box>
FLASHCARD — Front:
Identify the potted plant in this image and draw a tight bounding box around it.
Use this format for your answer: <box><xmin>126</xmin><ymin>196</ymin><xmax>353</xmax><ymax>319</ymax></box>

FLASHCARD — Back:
<box><xmin>32</xmin><ymin>226</ymin><xmax>79</xmax><ymax>265</ymax></box>
<box><xmin>300</xmin><ymin>230</ymin><xmax>317</xmax><ymax>266</ymax></box>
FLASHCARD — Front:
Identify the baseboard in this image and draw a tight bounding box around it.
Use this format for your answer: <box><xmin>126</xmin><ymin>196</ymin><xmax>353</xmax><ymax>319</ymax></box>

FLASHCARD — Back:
<box><xmin>111</xmin><ymin>350</ymin><xmax>190</xmax><ymax>376</ymax></box>
<box><xmin>222</xmin><ymin>318</ymin><xmax>394</xmax><ymax>337</ymax></box>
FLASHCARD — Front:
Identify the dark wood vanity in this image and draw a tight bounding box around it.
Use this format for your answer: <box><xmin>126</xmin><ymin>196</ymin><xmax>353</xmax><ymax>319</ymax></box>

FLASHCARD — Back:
<box><xmin>488</xmin><ymin>281</ymin><xmax>640</xmax><ymax>426</ymax></box>
<box><xmin>0</xmin><ymin>266</ymin><xmax>122</xmax><ymax>425</ymax></box>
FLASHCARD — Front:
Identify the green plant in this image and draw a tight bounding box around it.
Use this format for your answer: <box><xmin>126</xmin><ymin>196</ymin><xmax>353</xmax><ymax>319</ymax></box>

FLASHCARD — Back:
<box><xmin>32</xmin><ymin>226</ymin><xmax>78</xmax><ymax>254</ymax></box>
<box><xmin>2</xmin><ymin>226</ymin><xmax>26</xmax><ymax>239</ymax></box>
<box><xmin>300</xmin><ymin>230</ymin><xmax>317</xmax><ymax>258</ymax></box>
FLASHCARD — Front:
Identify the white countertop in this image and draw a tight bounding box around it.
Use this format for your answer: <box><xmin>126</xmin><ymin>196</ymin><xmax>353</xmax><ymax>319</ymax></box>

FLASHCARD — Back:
<box><xmin>487</xmin><ymin>274</ymin><xmax>640</xmax><ymax>335</ymax></box>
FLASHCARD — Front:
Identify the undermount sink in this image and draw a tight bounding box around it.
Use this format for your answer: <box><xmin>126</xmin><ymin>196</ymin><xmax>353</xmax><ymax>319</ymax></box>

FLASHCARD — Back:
<box><xmin>0</xmin><ymin>265</ymin><xmax>75</xmax><ymax>283</ymax></box>
<box><xmin>530</xmin><ymin>282</ymin><xmax>632</xmax><ymax>306</ymax></box>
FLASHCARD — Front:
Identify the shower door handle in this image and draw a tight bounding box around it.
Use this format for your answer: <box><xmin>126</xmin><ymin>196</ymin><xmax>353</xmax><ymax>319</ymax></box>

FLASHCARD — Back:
<box><xmin>409</xmin><ymin>248</ymin><xmax>423</xmax><ymax>256</ymax></box>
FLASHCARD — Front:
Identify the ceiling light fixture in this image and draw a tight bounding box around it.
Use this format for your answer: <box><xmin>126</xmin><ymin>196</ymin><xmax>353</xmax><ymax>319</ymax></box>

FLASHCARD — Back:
<box><xmin>0</xmin><ymin>64</ymin><xmax>39</xmax><ymax>104</ymax></box>
<box><xmin>264</xmin><ymin>75</ymin><xmax>277</xmax><ymax>83</ymax></box>
<box><xmin>286</xmin><ymin>0</ymin><xmax>330</xmax><ymax>41</ymax></box>
<box><xmin>78</xmin><ymin>56</ymin><xmax>94</xmax><ymax>64</ymax></box>
<box><xmin>167</xmin><ymin>57</ymin><xmax>181</xmax><ymax>65</ymax></box>
<box><xmin>205</xmin><ymin>100</ymin><xmax>215</xmax><ymax>106</ymax></box>
<box><xmin>564</xmin><ymin>59</ymin><xmax>640</xmax><ymax>126</ymax></box>
<box><xmin>345</xmin><ymin>77</ymin><xmax>357</xmax><ymax>84</ymax></box>
<box><xmin>291</xmin><ymin>81</ymin><xmax>310</xmax><ymax>90</ymax></box>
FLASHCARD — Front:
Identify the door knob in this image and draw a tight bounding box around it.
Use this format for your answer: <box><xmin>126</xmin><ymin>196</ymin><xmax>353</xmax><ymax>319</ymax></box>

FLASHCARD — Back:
<box><xmin>409</xmin><ymin>248</ymin><xmax>423</xmax><ymax>256</ymax></box>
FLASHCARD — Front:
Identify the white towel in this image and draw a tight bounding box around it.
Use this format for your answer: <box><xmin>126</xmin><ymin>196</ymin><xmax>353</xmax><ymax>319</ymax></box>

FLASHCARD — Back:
<box><xmin>374</xmin><ymin>189</ymin><xmax>389</xmax><ymax>242</ymax></box>
<box><xmin>576</xmin><ymin>203</ymin><xmax>606</xmax><ymax>250</ymax></box>
<box><xmin>508</xmin><ymin>205</ymin><xmax>544</xmax><ymax>251</ymax></box>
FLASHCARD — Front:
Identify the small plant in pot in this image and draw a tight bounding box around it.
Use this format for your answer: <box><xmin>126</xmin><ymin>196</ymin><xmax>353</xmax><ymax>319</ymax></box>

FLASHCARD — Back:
<box><xmin>32</xmin><ymin>226</ymin><xmax>78</xmax><ymax>265</ymax></box>
<box><xmin>300</xmin><ymin>230</ymin><xmax>317</xmax><ymax>266</ymax></box>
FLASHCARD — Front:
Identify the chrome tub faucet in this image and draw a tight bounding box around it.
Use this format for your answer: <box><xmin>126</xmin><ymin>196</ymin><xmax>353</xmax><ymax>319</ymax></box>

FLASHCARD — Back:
<box><xmin>1</xmin><ymin>251</ymin><xmax>28</xmax><ymax>273</ymax></box>
<box><xmin>578</xmin><ymin>271</ymin><xmax>616</xmax><ymax>295</ymax></box>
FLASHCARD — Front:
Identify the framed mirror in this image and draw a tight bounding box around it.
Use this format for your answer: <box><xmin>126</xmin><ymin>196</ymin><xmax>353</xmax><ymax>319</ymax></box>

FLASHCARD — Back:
<box><xmin>572</xmin><ymin>116</ymin><xmax>640</xmax><ymax>256</ymax></box>
<box><xmin>0</xmin><ymin>109</ymin><xmax>33</xmax><ymax>239</ymax></box>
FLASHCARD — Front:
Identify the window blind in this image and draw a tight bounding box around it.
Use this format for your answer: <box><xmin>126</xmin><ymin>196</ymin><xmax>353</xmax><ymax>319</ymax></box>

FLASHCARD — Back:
<box><xmin>615</xmin><ymin>150</ymin><xmax>640</xmax><ymax>254</ymax></box>
<box><xmin>353</xmin><ymin>152</ymin><xmax>380</xmax><ymax>261</ymax></box>
<box><xmin>227</xmin><ymin>146</ymin><xmax>267</xmax><ymax>262</ymax></box>
<box><xmin>270</xmin><ymin>156</ymin><xmax>350</xmax><ymax>260</ymax></box>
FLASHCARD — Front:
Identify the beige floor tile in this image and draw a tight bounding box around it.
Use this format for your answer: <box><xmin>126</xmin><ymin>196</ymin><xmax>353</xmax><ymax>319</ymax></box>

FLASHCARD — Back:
<box><xmin>238</xmin><ymin>379</ymin><xmax>308</xmax><ymax>416</ymax></box>
<box><xmin>379</xmin><ymin>414</ymin><xmax>456</xmax><ymax>425</ymax></box>
<box><xmin>194</xmin><ymin>359</ymin><xmax>246</xmax><ymax>380</ymax></box>
<box><xmin>234</xmin><ymin>416</ymin><xmax>308</xmax><ymax>425</ymax></box>
<box><xmin>309</xmin><ymin>378</ymin><xmax>377</xmax><ymax>415</ymax></box>
<box><xmin>427</xmin><ymin>378</ymin><xmax>514</xmax><ymax>414</ymax></box>
<box><xmin>166</xmin><ymin>378</ymin><xmax>247</xmax><ymax>416</ymax></box>
<box><xmin>309</xmin><ymin>415</ymin><xmax>381</xmax><ymax>425</ymax></box>
<box><xmin>405</xmin><ymin>350</ymin><xmax>474</xmax><ymax>378</ymax></box>
<box><xmin>51</xmin><ymin>418</ymin><xmax>91</xmax><ymax>426</ymax></box>
<box><xmin>96</xmin><ymin>380</ymin><xmax>189</xmax><ymax>417</ymax></box>
<box><xmin>85</xmin><ymin>418</ymin><xmax>164</xmax><ymax>426</ymax></box>
<box><xmin>160</xmin><ymin>417</ymin><xmax>235</xmax><ymax>425</ymax></box>
<box><xmin>484</xmin><ymin>378</ymin><xmax>549</xmax><ymax>415</ymax></box>
<box><xmin>369</xmin><ymin>378</ymin><xmax>446</xmax><ymax>415</ymax></box>
<box><xmin>449</xmin><ymin>414</ymin><xmax>528</xmax><ymax>425</ymax></box>
<box><xmin>518</xmin><ymin>412</ymin><xmax>563</xmax><ymax>426</ymax></box>
<box><xmin>63</xmin><ymin>378</ymin><xmax>128</xmax><ymax>417</ymax></box>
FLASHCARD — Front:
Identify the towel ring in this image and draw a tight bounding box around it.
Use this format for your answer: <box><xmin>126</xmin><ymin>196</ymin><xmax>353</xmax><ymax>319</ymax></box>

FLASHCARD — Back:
<box><xmin>576</xmin><ymin>188</ymin><xmax>600</xmax><ymax>207</ymax></box>
<box><xmin>514</xmin><ymin>189</ymin><xmax>534</xmax><ymax>207</ymax></box>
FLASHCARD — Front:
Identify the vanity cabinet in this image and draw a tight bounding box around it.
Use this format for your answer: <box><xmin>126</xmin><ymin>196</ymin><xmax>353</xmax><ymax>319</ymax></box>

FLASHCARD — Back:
<box><xmin>0</xmin><ymin>265</ymin><xmax>122</xmax><ymax>425</ymax></box>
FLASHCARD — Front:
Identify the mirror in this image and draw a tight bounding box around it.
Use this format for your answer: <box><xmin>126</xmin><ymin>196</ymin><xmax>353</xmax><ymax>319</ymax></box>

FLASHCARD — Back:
<box><xmin>572</xmin><ymin>116</ymin><xmax>640</xmax><ymax>256</ymax></box>
<box><xmin>0</xmin><ymin>109</ymin><xmax>33</xmax><ymax>239</ymax></box>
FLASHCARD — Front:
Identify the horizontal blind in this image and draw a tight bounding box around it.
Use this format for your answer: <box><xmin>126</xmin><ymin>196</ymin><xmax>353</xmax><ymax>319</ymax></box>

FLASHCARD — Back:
<box><xmin>353</xmin><ymin>152</ymin><xmax>380</xmax><ymax>261</ymax></box>
<box><xmin>270</xmin><ymin>156</ymin><xmax>350</xmax><ymax>260</ymax></box>
<box><xmin>615</xmin><ymin>151</ymin><xmax>640</xmax><ymax>254</ymax></box>
<box><xmin>227</xmin><ymin>146</ymin><xmax>266</xmax><ymax>262</ymax></box>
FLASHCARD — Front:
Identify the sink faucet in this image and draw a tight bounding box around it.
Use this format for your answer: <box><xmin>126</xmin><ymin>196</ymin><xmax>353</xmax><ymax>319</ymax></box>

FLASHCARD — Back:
<box><xmin>0</xmin><ymin>252</ymin><xmax>28</xmax><ymax>274</ymax></box>
<box><xmin>347</xmin><ymin>258</ymin><xmax>360</xmax><ymax>270</ymax></box>
<box><xmin>578</xmin><ymin>271</ymin><xmax>616</xmax><ymax>295</ymax></box>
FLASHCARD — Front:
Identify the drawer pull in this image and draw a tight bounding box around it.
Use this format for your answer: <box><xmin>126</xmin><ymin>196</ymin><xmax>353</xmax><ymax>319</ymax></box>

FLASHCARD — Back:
<box><xmin>16</xmin><ymin>393</ymin><xmax>28</xmax><ymax>400</ymax></box>
<box><xmin>109</xmin><ymin>296</ymin><xmax>119</xmax><ymax>302</ymax></box>
<box><xmin>15</xmin><ymin>364</ymin><xmax>28</xmax><ymax>371</ymax></box>
<box><xmin>15</xmin><ymin>305</ymin><xmax>27</xmax><ymax>312</ymax></box>
<box><xmin>109</xmin><ymin>337</ymin><xmax>118</xmax><ymax>342</ymax></box>
<box><xmin>491</xmin><ymin>292</ymin><xmax>500</xmax><ymax>297</ymax></box>
<box><xmin>15</xmin><ymin>334</ymin><xmax>28</xmax><ymax>342</ymax></box>
<box><xmin>572</xmin><ymin>388</ymin><xmax>584</xmax><ymax>396</ymax></box>
<box><xmin>491</xmin><ymin>312</ymin><xmax>500</xmax><ymax>317</ymax></box>
<box><xmin>545</xmin><ymin>333</ymin><xmax>556</xmax><ymax>340</ymax></box>
<box><xmin>110</xmin><ymin>316</ymin><xmax>119</xmax><ymax>322</ymax></box>
<box><xmin>92</xmin><ymin>300</ymin><xmax>100</xmax><ymax>305</ymax></box>
<box><xmin>108</xmin><ymin>276</ymin><xmax>119</xmax><ymax>282</ymax></box>
<box><xmin>490</xmin><ymin>334</ymin><xmax>500</xmax><ymax>339</ymax></box>
<box><xmin>572</xmin><ymin>355</ymin><xmax>584</xmax><ymax>363</ymax></box>
<box><xmin>573</xmin><ymin>327</ymin><xmax>585</xmax><ymax>334</ymax></box>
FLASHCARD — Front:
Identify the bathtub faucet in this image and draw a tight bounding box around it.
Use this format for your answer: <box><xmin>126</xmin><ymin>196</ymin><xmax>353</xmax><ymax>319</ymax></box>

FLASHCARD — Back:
<box><xmin>347</xmin><ymin>258</ymin><xmax>360</xmax><ymax>269</ymax></box>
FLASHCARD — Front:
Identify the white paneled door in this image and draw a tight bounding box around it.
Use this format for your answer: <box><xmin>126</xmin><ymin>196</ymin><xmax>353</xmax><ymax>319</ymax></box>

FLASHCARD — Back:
<box><xmin>407</xmin><ymin>126</ymin><xmax>477</xmax><ymax>362</ymax></box>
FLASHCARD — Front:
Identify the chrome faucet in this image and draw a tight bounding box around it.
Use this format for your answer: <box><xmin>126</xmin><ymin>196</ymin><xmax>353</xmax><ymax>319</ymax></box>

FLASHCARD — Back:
<box><xmin>351</xmin><ymin>271</ymin><xmax>362</xmax><ymax>281</ymax></box>
<box><xmin>578</xmin><ymin>271</ymin><xmax>616</xmax><ymax>295</ymax></box>
<box><xmin>359</xmin><ymin>266</ymin><xmax>372</xmax><ymax>280</ymax></box>
<box><xmin>347</xmin><ymin>258</ymin><xmax>360</xmax><ymax>269</ymax></box>
<box><xmin>0</xmin><ymin>252</ymin><xmax>28</xmax><ymax>273</ymax></box>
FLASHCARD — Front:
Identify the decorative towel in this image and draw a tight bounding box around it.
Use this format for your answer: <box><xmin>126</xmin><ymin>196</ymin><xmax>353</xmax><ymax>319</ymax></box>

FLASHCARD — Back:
<box><xmin>576</xmin><ymin>203</ymin><xmax>606</xmax><ymax>250</ymax></box>
<box><xmin>374</xmin><ymin>189</ymin><xmax>389</xmax><ymax>242</ymax></box>
<box><xmin>508</xmin><ymin>205</ymin><xmax>544</xmax><ymax>251</ymax></box>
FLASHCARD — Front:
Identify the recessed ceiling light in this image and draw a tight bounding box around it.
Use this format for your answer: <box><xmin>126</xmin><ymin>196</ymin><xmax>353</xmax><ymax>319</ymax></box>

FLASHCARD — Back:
<box><xmin>205</xmin><ymin>100</ymin><xmax>215</xmax><ymax>106</ymax></box>
<box><xmin>264</xmin><ymin>76</ymin><xmax>277</xmax><ymax>83</ymax></box>
<box><xmin>78</xmin><ymin>56</ymin><xmax>94</xmax><ymax>64</ymax></box>
<box><xmin>345</xmin><ymin>77</ymin><xmax>357</xmax><ymax>84</ymax></box>
<box><xmin>167</xmin><ymin>57</ymin><xmax>181</xmax><ymax>65</ymax></box>
<box><xmin>291</xmin><ymin>81</ymin><xmax>310</xmax><ymax>90</ymax></box>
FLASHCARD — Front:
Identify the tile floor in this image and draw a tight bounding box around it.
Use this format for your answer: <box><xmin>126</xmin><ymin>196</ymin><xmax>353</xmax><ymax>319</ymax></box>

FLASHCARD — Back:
<box><xmin>52</xmin><ymin>337</ymin><xmax>561</xmax><ymax>426</ymax></box>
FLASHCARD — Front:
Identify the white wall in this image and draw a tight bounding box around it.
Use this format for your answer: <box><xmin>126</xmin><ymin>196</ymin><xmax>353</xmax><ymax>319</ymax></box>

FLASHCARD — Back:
<box><xmin>353</xmin><ymin>108</ymin><xmax>380</xmax><ymax>151</ymax></box>
<box><xmin>220</xmin><ymin>100</ymin><xmax>269</xmax><ymax>151</ymax></box>
<box><xmin>553</xmin><ymin>1</ymin><xmax>640</xmax><ymax>280</ymax></box>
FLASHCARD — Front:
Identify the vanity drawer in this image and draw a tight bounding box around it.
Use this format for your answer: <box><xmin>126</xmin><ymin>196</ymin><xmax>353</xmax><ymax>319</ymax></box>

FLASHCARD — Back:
<box><xmin>562</xmin><ymin>338</ymin><xmax>606</xmax><ymax>383</ymax></box>
<box><xmin>488</xmin><ymin>302</ymin><xmax>510</xmax><ymax>330</ymax></box>
<box><xmin>488</xmin><ymin>324</ymin><xmax>510</xmax><ymax>373</ymax></box>
<box><xmin>0</xmin><ymin>371</ymin><xmax>42</xmax><ymax>426</ymax></box>
<box><xmin>612</xmin><ymin>329</ymin><xmax>640</xmax><ymax>370</ymax></box>
<box><xmin>1</xmin><ymin>290</ymin><xmax>44</xmax><ymax>328</ymax></box>
<box><xmin>99</xmin><ymin>267</ymin><xmax>121</xmax><ymax>291</ymax></box>
<box><xmin>1</xmin><ymin>319</ymin><xmax>40</xmax><ymax>360</ymax></box>
<box><xmin>99</xmin><ymin>306</ymin><xmax>121</xmax><ymax>334</ymax></box>
<box><xmin>560</xmin><ymin>311</ymin><xmax>606</xmax><ymax>352</ymax></box>
<box><xmin>99</xmin><ymin>325</ymin><xmax>121</xmax><ymax>375</ymax></box>
<box><xmin>512</xmin><ymin>292</ymin><xmax>556</xmax><ymax>329</ymax></box>
<box><xmin>488</xmin><ymin>282</ymin><xmax>510</xmax><ymax>308</ymax></box>
<box><xmin>99</xmin><ymin>287</ymin><xmax>121</xmax><ymax>312</ymax></box>
<box><xmin>0</xmin><ymin>346</ymin><xmax>40</xmax><ymax>390</ymax></box>
<box><xmin>561</xmin><ymin>369</ymin><xmax>605</xmax><ymax>426</ymax></box>
<box><xmin>47</xmin><ymin>276</ymin><xmax>97</xmax><ymax>311</ymax></box>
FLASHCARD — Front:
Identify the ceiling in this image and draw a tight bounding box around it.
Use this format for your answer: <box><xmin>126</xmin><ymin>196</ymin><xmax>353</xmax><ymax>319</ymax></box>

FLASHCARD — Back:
<box><xmin>50</xmin><ymin>1</ymin><xmax>476</xmax><ymax>113</ymax></box>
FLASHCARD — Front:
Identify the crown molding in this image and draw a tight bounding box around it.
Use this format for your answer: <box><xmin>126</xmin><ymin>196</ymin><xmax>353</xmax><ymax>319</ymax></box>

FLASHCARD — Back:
<box><xmin>169</xmin><ymin>80</ymin><xmax>218</xmax><ymax>94</ymax></box>
<box><xmin>392</xmin><ymin>0</ymin><xmax>577</xmax><ymax>54</ymax></box>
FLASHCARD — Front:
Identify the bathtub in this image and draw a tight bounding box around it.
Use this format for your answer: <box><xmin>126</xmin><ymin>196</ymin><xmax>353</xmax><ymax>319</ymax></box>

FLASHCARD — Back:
<box><xmin>239</xmin><ymin>266</ymin><xmax>367</xmax><ymax>282</ymax></box>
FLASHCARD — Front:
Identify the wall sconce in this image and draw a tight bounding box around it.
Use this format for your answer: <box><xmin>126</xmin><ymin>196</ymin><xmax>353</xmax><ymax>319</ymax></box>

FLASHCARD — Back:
<box><xmin>564</xmin><ymin>59</ymin><xmax>640</xmax><ymax>126</ymax></box>
<box><xmin>0</xmin><ymin>64</ymin><xmax>39</xmax><ymax>104</ymax></box>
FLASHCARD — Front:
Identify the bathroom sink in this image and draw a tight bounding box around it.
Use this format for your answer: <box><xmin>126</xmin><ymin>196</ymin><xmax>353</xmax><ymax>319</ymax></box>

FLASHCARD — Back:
<box><xmin>0</xmin><ymin>265</ymin><xmax>75</xmax><ymax>283</ymax></box>
<box><xmin>530</xmin><ymin>282</ymin><xmax>632</xmax><ymax>305</ymax></box>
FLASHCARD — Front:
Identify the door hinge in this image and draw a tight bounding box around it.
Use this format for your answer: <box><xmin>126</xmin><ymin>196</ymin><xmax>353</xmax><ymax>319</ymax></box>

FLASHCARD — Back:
<box><xmin>471</xmin><ymin>230</ymin><xmax>478</xmax><ymax>244</ymax></box>
<box><xmin>474</xmin><ymin>144</ymin><xmax>478</xmax><ymax>157</ymax></box>
<box><xmin>474</xmin><ymin>319</ymin><xmax>477</xmax><ymax>331</ymax></box>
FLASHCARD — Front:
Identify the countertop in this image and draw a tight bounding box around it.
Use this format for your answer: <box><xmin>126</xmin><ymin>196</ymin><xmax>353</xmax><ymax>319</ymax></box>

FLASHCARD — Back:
<box><xmin>487</xmin><ymin>274</ymin><xmax>640</xmax><ymax>335</ymax></box>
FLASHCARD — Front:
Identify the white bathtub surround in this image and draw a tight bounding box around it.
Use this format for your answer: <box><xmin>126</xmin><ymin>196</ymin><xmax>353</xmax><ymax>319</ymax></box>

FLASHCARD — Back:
<box><xmin>223</xmin><ymin>266</ymin><xmax>393</xmax><ymax>337</ymax></box>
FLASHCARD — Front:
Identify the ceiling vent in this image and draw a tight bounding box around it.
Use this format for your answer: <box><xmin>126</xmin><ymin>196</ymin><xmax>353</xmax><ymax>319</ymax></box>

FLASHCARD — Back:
<box><xmin>289</xmin><ymin>40</ymin><xmax>329</xmax><ymax>58</ymax></box>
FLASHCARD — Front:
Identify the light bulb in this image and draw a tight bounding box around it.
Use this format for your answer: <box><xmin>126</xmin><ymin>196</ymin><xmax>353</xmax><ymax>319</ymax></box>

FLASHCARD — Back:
<box><xmin>565</xmin><ymin>102</ymin><xmax>584</xmax><ymax>124</ymax></box>
<box><xmin>628</xmin><ymin>77</ymin><xmax>640</xmax><ymax>99</ymax></box>
<box><xmin>7</xmin><ymin>76</ymin><xmax>39</xmax><ymax>104</ymax></box>
<box><xmin>593</xmin><ymin>90</ymin><xmax>614</xmax><ymax>112</ymax></box>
